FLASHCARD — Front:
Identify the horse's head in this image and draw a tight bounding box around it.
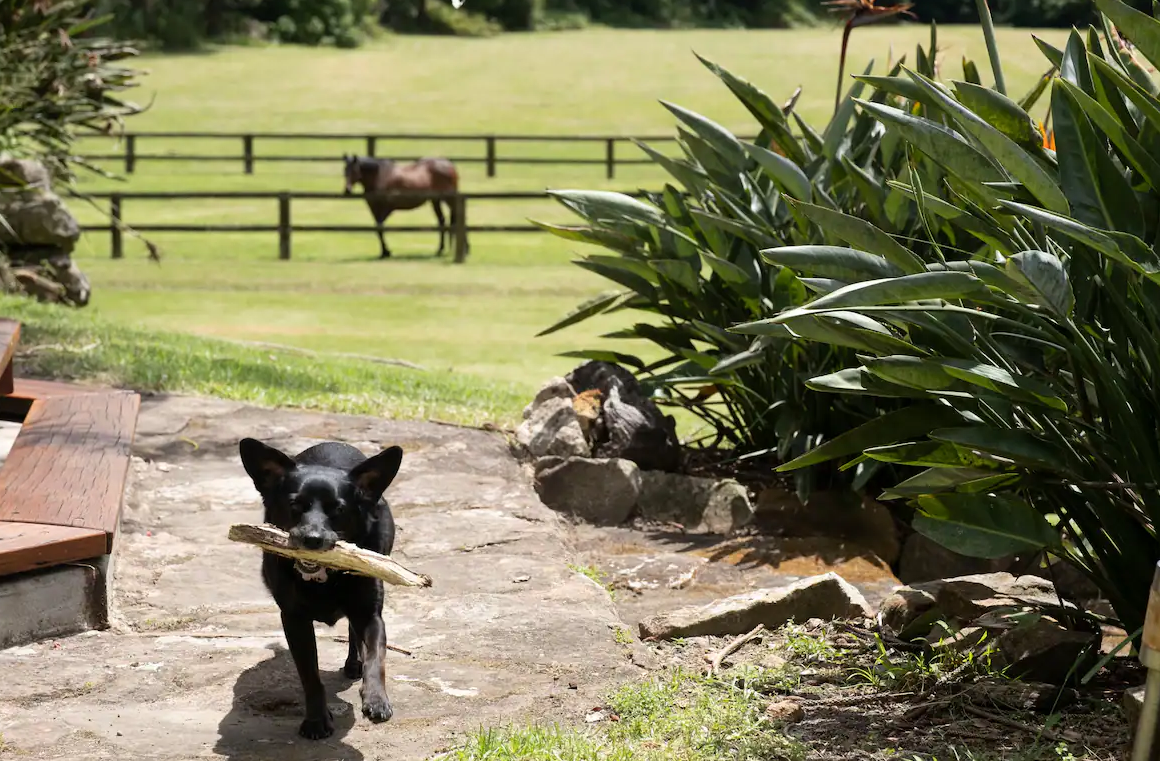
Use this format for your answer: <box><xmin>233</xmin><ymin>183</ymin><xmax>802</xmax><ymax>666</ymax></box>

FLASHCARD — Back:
<box><xmin>342</xmin><ymin>153</ymin><xmax>361</xmax><ymax>195</ymax></box>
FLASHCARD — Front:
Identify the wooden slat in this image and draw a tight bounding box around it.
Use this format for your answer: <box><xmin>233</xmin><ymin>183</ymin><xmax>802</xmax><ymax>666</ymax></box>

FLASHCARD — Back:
<box><xmin>0</xmin><ymin>521</ymin><xmax>106</xmax><ymax>577</ymax></box>
<box><xmin>8</xmin><ymin>377</ymin><xmax>108</xmax><ymax>401</ymax></box>
<box><xmin>0</xmin><ymin>392</ymin><xmax>141</xmax><ymax>551</ymax></box>
<box><xmin>0</xmin><ymin>320</ymin><xmax>20</xmax><ymax>396</ymax></box>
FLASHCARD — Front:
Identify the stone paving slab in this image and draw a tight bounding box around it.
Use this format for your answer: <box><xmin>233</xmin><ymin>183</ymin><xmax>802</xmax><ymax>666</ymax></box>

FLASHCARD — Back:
<box><xmin>0</xmin><ymin>394</ymin><xmax>639</xmax><ymax>761</ymax></box>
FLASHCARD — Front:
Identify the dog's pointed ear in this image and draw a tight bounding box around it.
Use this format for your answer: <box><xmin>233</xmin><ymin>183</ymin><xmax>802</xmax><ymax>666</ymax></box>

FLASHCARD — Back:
<box><xmin>239</xmin><ymin>438</ymin><xmax>296</xmax><ymax>495</ymax></box>
<box><xmin>349</xmin><ymin>446</ymin><xmax>403</xmax><ymax>503</ymax></box>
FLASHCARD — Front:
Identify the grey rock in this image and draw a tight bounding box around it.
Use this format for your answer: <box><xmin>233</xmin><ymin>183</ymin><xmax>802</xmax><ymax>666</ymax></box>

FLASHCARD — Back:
<box><xmin>0</xmin><ymin>189</ymin><xmax>81</xmax><ymax>251</ymax></box>
<box><xmin>994</xmin><ymin>615</ymin><xmax>1099</xmax><ymax>685</ymax></box>
<box><xmin>515</xmin><ymin>396</ymin><xmax>590</xmax><ymax>459</ymax></box>
<box><xmin>897</xmin><ymin>532</ymin><xmax>1013</xmax><ymax>585</ymax></box>
<box><xmin>566</xmin><ymin>360</ymin><xmax>681</xmax><ymax>472</ymax></box>
<box><xmin>522</xmin><ymin>376</ymin><xmax>575</xmax><ymax>420</ymax></box>
<box><xmin>637</xmin><ymin>471</ymin><xmax>754</xmax><ymax>534</ymax></box>
<box><xmin>0</xmin><ymin>155</ymin><xmax>51</xmax><ymax>189</ymax></box>
<box><xmin>877</xmin><ymin>573</ymin><xmax>1073</xmax><ymax>641</ymax></box>
<box><xmin>1126</xmin><ymin>685</ymin><xmax>1145</xmax><ymax>731</ymax></box>
<box><xmin>701</xmin><ymin>480</ymin><xmax>754</xmax><ymax>535</ymax></box>
<box><xmin>535</xmin><ymin>456</ymin><xmax>641</xmax><ymax>526</ymax></box>
<box><xmin>639</xmin><ymin>572</ymin><xmax>872</xmax><ymax>640</ymax></box>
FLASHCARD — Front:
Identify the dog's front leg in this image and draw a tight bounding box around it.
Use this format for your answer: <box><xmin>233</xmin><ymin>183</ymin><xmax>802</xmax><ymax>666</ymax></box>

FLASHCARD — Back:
<box><xmin>349</xmin><ymin>611</ymin><xmax>393</xmax><ymax>723</ymax></box>
<box><xmin>280</xmin><ymin>610</ymin><xmax>334</xmax><ymax>739</ymax></box>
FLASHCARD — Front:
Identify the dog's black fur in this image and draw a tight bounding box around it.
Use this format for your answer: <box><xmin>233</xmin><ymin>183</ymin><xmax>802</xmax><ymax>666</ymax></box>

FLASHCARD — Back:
<box><xmin>238</xmin><ymin>437</ymin><xmax>403</xmax><ymax>740</ymax></box>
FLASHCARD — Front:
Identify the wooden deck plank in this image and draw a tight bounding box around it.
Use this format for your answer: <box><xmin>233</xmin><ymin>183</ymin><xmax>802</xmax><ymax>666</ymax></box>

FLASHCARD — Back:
<box><xmin>9</xmin><ymin>377</ymin><xmax>113</xmax><ymax>400</ymax></box>
<box><xmin>0</xmin><ymin>521</ymin><xmax>107</xmax><ymax>578</ymax></box>
<box><xmin>0</xmin><ymin>392</ymin><xmax>141</xmax><ymax>551</ymax></box>
<box><xmin>0</xmin><ymin>320</ymin><xmax>20</xmax><ymax>396</ymax></box>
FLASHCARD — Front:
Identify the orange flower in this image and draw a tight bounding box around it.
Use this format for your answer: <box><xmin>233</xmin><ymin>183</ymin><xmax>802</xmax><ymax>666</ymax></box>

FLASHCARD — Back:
<box><xmin>1037</xmin><ymin>121</ymin><xmax>1056</xmax><ymax>151</ymax></box>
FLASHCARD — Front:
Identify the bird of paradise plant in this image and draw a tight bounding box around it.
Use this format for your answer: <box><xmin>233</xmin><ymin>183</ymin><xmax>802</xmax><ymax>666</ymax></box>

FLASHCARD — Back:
<box><xmin>823</xmin><ymin>0</ymin><xmax>915</xmax><ymax>112</ymax></box>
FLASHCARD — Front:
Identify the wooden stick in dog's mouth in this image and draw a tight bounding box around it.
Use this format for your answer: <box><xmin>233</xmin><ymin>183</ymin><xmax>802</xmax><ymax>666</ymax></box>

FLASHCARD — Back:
<box><xmin>228</xmin><ymin>523</ymin><xmax>433</xmax><ymax>588</ymax></box>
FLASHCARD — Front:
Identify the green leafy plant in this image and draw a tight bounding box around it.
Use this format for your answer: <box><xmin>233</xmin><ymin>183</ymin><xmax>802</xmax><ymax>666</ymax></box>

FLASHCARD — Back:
<box><xmin>746</xmin><ymin>0</ymin><xmax>1160</xmax><ymax>634</ymax></box>
<box><xmin>538</xmin><ymin>28</ymin><xmax>1052</xmax><ymax>503</ymax></box>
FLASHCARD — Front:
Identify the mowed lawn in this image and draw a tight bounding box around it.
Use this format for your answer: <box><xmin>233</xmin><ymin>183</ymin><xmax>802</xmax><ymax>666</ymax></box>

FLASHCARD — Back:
<box><xmin>64</xmin><ymin>24</ymin><xmax>1068</xmax><ymax>415</ymax></box>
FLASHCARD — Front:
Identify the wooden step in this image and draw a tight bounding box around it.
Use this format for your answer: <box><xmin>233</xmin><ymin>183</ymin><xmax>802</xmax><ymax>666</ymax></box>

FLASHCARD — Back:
<box><xmin>0</xmin><ymin>390</ymin><xmax>141</xmax><ymax>555</ymax></box>
<box><xmin>0</xmin><ymin>522</ymin><xmax>107</xmax><ymax>577</ymax></box>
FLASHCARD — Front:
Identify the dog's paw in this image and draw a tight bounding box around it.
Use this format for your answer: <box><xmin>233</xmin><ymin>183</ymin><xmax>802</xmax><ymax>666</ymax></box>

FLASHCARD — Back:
<box><xmin>343</xmin><ymin>658</ymin><xmax>363</xmax><ymax>679</ymax></box>
<box><xmin>362</xmin><ymin>694</ymin><xmax>393</xmax><ymax>723</ymax></box>
<box><xmin>298</xmin><ymin>711</ymin><xmax>335</xmax><ymax>740</ymax></box>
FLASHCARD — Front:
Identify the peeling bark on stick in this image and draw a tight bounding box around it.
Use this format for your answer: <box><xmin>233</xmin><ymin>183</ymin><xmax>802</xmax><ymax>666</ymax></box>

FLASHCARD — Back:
<box><xmin>228</xmin><ymin>523</ymin><xmax>433</xmax><ymax>588</ymax></box>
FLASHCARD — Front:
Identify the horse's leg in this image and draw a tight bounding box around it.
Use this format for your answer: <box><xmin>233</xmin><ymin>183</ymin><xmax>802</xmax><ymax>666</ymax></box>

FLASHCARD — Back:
<box><xmin>432</xmin><ymin>200</ymin><xmax>446</xmax><ymax>257</ymax></box>
<box><xmin>376</xmin><ymin>209</ymin><xmax>392</xmax><ymax>259</ymax></box>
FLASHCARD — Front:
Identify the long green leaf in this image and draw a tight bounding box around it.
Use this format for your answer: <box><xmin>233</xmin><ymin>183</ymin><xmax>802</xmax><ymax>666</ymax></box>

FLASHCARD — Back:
<box><xmin>903</xmin><ymin>67</ymin><xmax>1071</xmax><ymax>215</ymax></box>
<box><xmin>952</xmin><ymin>80</ymin><xmax>1040</xmax><ymax>145</ymax></box>
<box><xmin>777</xmin><ymin>404</ymin><xmax>966</xmax><ymax>472</ymax></box>
<box><xmin>759</xmin><ymin>245</ymin><xmax>906</xmax><ymax>282</ymax></box>
<box><xmin>881</xmin><ymin>467</ymin><xmax>1019</xmax><ymax>498</ymax></box>
<box><xmin>537</xmin><ymin>290</ymin><xmax>628</xmax><ymax>337</ymax></box>
<box><xmin>914</xmin><ymin>493</ymin><xmax>1058</xmax><ymax>558</ymax></box>
<box><xmin>775</xmin><ymin>271</ymin><xmax>990</xmax><ymax>323</ymax></box>
<box><xmin>661</xmin><ymin>100</ymin><xmax>748</xmax><ymax>170</ymax></box>
<box><xmin>930</xmin><ymin>427</ymin><xmax>1070</xmax><ymax>470</ymax></box>
<box><xmin>745</xmin><ymin>142</ymin><xmax>811</xmax><ymax>200</ymax></box>
<box><xmin>783</xmin><ymin>199</ymin><xmax>924</xmax><ymax>274</ymax></box>
<box><xmin>856</xmin><ymin>99</ymin><xmax>1003</xmax><ymax>185</ymax></box>
<box><xmin>1005</xmin><ymin>249</ymin><xmax>1074</xmax><ymax>317</ymax></box>
<box><xmin>1095</xmin><ymin>0</ymin><xmax>1160</xmax><ymax>70</ymax></box>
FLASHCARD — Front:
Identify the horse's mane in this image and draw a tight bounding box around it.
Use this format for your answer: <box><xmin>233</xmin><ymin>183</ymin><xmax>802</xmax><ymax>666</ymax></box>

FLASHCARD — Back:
<box><xmin>357</xmin><ymin>156</ymin><xmax>394</xmax><ymax>172</ymax></box>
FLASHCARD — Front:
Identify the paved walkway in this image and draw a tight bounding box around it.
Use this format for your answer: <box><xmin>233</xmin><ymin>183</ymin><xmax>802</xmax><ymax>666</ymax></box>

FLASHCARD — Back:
<box><xmin>0</xmin><ymin>395</ymin><xmax>640</xmax><ymax>761</ymax></box>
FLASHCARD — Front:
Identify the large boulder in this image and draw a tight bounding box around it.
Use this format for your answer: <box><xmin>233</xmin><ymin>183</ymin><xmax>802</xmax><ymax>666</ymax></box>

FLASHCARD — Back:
<box><xmin>637</xmin><ymin>470</ymin><xmax>754</xmax><ymax>534</ymax></box>
<box><xmin>0</xmin><ymin>155</ymin><xmax>90</xmax><ymax>306</ymax></box>
<box><xmin>534</xmin><ymin>457</ymin><xmax>641</xmax><ymax>526</ymax></box>
<box><xmin>639</xmin><ymin>572</ymin><xmax>871</xmax><ymax>640</ymax></box>
<box><xmin>566</xmin><ymin>361</ymin><xmax>682</xmax><ymax>473</ymax></box>
<box><xmin>515</xmin><ymin>378</ymin><xmax>590</xmax><ymax>459</ymax></box>
<box><xmin>876</xmin><ymin>572</ymin><xmax>1099</xmax><ymax>685</ymax></box>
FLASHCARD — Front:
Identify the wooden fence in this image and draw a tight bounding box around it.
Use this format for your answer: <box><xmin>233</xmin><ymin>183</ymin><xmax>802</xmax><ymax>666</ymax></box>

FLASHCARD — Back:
<box><xmin>77</xmin><ymin>130</ymin><xmax>755</xmax><ymax>179</ymax></box>
<box><xmin>81</xmin><ymin>189</ymin><xmax>654</xmax><ymax>263</ymax></box>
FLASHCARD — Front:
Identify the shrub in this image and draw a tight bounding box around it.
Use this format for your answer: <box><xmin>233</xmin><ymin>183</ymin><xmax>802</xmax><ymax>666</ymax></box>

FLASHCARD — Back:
<box><xmin>539</xmin><ymin>26</ymin><xmax>1052</xmax><ymax>501</ymax></box>
<box><xmin>725</xmin><ymin>0</ymin><xmax>1160</xmax><ymax>636</ymax></box>
<box><xmin>1</xmin><ymin>1</ymin><xmax>144</xmax><ymax>182</ymax></box>
<box><xmin>422</xmin><ymin>0</ymin><xmax>505</xmax><ymax>36</ymax></box>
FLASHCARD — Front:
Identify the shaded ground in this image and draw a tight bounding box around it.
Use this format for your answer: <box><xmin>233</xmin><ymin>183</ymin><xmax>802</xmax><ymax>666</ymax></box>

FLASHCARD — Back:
<box><xmin>0</xmin><ymin>394</ymin><xmax>641</xmax><ymax>761</ymax></box>
<box><xmin>568</xmin><ymin>524</ymin><xmax>904</xmax><ymax>631</ymax></box>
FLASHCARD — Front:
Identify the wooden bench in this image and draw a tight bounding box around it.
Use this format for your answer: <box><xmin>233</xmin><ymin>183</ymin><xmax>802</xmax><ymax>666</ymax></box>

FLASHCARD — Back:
<box><xmin>0</xmin><ymin>320</ymin><xmax>141</xmax><ymax>579</ymax></box>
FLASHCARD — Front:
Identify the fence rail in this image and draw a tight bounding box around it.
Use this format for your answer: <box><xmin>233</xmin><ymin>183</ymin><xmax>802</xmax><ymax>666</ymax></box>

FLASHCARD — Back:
<box><xmin>82</xmin><ymin>189</ymin><xmax>656</xmax><ymax>263</ymax></box>
<box><xmin>77</xmin><ymin>130</ymin><xmax>758</xmax><ymax>178</ymax></box>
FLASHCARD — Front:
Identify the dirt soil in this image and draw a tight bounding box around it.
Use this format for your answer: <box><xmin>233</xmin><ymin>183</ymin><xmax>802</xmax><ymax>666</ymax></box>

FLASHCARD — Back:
<box><xmin>0</xmin><ymin>394</ymin><xmax>643</xmax><ymax>761</ymax></box>
<box><xmin>649</xmin><ymin>620</ymin><xmax>1137</xmax><ymax>761</ymax></box>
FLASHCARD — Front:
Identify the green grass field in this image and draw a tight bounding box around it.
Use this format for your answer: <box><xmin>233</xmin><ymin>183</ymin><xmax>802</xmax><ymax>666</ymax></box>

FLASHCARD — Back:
<box><xmin>49</xmin><ymin>23</ymin><xmax>1068</xmax><ymax>424</ymax></box>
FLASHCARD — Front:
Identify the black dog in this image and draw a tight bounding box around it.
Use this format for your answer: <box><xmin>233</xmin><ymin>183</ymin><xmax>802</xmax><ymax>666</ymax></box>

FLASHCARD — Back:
<box><xmin>238</xmin><ymin>437</ymin><xmax>403</xmax><ymax>740</ymax></box>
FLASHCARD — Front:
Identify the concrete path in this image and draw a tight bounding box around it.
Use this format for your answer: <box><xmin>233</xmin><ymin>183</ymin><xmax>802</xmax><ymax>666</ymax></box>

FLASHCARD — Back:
<box><xmin>0</xmin><ymin>395</ymin><xmax>640</xmax><ymax>761</ymax></box>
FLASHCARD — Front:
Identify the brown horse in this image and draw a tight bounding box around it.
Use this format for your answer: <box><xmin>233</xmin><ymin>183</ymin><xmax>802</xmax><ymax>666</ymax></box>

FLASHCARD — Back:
<box><xmin>342</xmin><ymin>154</ymin><xmax>461</xmax><ymax>259</ymax></box>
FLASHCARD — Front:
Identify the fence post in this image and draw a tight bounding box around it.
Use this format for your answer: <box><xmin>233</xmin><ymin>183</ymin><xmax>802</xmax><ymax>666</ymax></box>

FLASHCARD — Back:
<box><xmin>605</xmin><ymin>138</ymin><xmax>615</xmax><ymax>179</ymax></box>
<box><xmin>366</xmin><ymin>136</ymin><xmax>377</xmax><ymax>157</ymax></box>
<box><xmin>110</xmin><ymin>194</ymin><xmax>123</xmax><ymax>259</ymax></box>
<box><xmin>485</xmin><ymin>136</ymin><xmax>497</xmax><ymax>178</ymax></box>
<box><xmin>278</xmin><ymin>193</ymin><xmax>291</xmax><ymax>260</ymax></box>
<box><xmin>243</xmin><ymin>135</ymin><xmax>255</xmax><ymax>175</ymax></box>
<box><xmin>124</xmin><ymin>135</ymin><xmax>136</xmax><ymax>174</ymax></box>
<box><xmin>453</xmin><ymin>194</ymin><xmax>468</xmax><ymax>264</ymax></box>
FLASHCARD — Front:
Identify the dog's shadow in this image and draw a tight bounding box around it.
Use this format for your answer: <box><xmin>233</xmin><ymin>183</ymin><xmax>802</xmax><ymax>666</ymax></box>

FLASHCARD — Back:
<box><xmin>214</xmin><ymin>643</ymin><xmax>365</xmax><ymax>761</ymax></box>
